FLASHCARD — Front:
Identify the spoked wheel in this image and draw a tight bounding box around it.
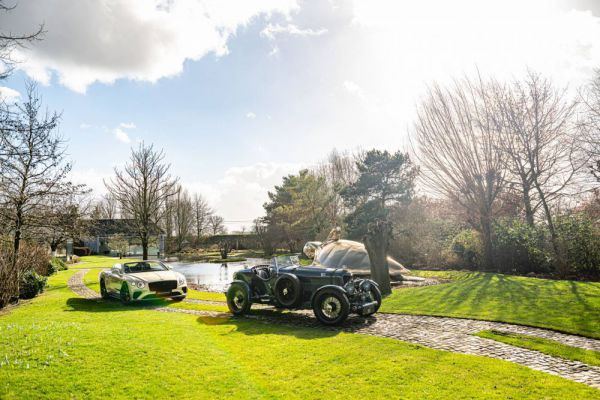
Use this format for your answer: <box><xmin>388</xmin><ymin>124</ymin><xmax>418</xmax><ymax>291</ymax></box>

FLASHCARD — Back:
<box><xmin>120</xmin><ymin>283</ymin><xmax>131</xmax><ymax>304</ymax></box>
<box><xmin>227</xmin><ymin>282</ymin><xmax>251</xmax><ymax>315</ymax></box>
<box><xmin>274</xmin><ymin>274</ymin><xmax>302</xmax><ymax>307</ymax></box>
<box><xmin>312</xmin><ymin>288</ymin><xmax>350</xmax><ymax>326</ymax></box>
<box><xmin>100</xmin><ymin>279</ymin><xmax>109</xmax><ymax>299</ymax></box>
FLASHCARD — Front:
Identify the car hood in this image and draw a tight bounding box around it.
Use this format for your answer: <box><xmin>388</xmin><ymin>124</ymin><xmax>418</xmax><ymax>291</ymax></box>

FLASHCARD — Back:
<box><xmin>127</xmin><ymin>270</ymin><xmax>180</xmax><ymax>282</ymax></box>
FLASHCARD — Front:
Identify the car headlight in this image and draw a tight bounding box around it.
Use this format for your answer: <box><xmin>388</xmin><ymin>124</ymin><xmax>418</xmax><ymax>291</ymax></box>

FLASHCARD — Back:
<box><xmin>178</xmin><ymin>275</ymin><xmax>186</xmax><ymax>286</ymax></box>
<box><xmin>134</xmin><ymin>280</ymin><xmax>145</xmax><ymax>289</ymax></box>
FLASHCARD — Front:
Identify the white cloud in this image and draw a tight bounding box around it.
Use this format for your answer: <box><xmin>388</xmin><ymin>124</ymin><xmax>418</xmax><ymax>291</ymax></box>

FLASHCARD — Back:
<box><xmin>113</xmin><ymin>127</ymin><xmax>131</xmax><ymax>143</ymax></box>
<box><xmin>79</xmin><ymin>123</ymin><xmax>92</xmax><ymax>129</ymax></box>
<box><xmin>245</xmin><ymin>111</ymin><xmax>256</xmax><ymax>119</ymax></box>
<box><xmin>261</xmin><ymin>23</ymin><xmax>328</xmax><ymax>40</ymax></box>
<box><xmin>183</xmin><ymin>162</ymin><xmax>302</xmax><ymax>231</ymax></box>
<box><xmin>1</xmin><ymin>0</ymin><xmax>299</xmax><ymax>93</ymax></box>
<box><xmin>0</xmin><ymin>86</ymin><xmax>20</xmax><ymax>102</ymax></box>
<box><xmin>119</xmin><ymin>122</ymin><xmax>136</xmax><ymax>129</ymax></box>
<box><xmin>343</xmin><ymin>80</ymin><xmax>361</xmax><ymax>95</ymax></box>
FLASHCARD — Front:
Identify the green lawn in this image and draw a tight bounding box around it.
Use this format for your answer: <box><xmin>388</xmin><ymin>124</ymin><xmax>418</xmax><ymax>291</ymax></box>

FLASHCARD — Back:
<box><xmin>383</xmin><ymin>271</ymin><xmax>600</xmax><ymax>338</ymax></box>
<box><xmin>475</xmin><ymin>330</ymin><xmax>600</xmax><ymax>367</ymax></box>
<box><xmin>1</xmin><ymin>261</ymin><xmax>598</xmax><ymax>399</ymax></box>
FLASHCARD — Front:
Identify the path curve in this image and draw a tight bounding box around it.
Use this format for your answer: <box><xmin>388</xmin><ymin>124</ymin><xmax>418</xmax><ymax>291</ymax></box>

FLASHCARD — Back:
<box><xmin>68</xmin><ymin>269</ymin><xmax>600</xmax><ymax>389</ymax></box>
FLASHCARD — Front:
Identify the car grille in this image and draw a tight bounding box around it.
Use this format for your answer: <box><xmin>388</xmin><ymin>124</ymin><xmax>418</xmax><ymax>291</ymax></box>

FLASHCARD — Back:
<box><xmin>149</xmin><ymin>280</ymin><xmax>177</xmax><ymax>292</ymax></box>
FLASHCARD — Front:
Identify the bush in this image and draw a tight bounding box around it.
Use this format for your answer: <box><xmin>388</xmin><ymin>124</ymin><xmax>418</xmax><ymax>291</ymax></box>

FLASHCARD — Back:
<box><xmin>19</xmin><ymin>270</ymin><xmax>47</xmax><ymax>299</ymax></box>
<box><xmin>449</xmin><ymin>229</ymin><xmax>481</xmax><ymax>269</ymax></box>
<box><xmin>0</xmin><ymin>241</ymin><xmax>50</xmax><ymax>308</ymax></box>
<box><xmin>46</xmin><ymin>257</ymin><xmax>68</xmax><ymax>275</ymax></box>
<box><xmin>556</xmin><ymin>213</ymin><xmax>600</xmax><ymax>278</ymax></box>
<box><xmin>46</xmin><ymin>261</ymin><xmax>58</xmax><ymax>276</ymax></box>
<box><xmin>493</xmin><ymin>219</ymin><xmax>550</xmax><ymax>275</ymax></box>
<box><xmin>51</xmin><ymin>257</ymin><xmax>68</xmax><ymax>271</ymax></box>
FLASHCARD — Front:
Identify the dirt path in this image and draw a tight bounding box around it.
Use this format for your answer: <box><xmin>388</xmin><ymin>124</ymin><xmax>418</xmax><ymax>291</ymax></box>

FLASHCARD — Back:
<box><xmin>68</xmin><ymin>269</ymin><xmax>600</xmax><ymax>389</ymax></box>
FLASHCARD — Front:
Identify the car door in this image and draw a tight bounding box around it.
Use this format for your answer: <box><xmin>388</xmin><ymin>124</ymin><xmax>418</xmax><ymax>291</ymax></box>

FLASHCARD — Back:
<box><xmin>108</xmin><ymin>265</ymin><xmax>123</xmax><ymax>294</ymax></box>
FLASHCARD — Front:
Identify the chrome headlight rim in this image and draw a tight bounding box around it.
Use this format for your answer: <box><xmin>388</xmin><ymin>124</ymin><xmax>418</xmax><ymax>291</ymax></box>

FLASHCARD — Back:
<box><xmin>133</xmin><ymin>280</ymin><xmax>145</xmax><ymax>289</ymax></box>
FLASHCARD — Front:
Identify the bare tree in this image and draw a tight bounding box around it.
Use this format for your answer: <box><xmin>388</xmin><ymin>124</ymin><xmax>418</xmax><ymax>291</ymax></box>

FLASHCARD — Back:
<box><xmin>0</xmin><ymin>83</ymin><xmax>79</xmax><ymax>255</ymax></box>
<box><xmin>580</xmin><ymin>69</ymin><xmax>600</xmax><ymax>182</ymax></box>
<box><xmin>96</xmin><ymin>194</ymin><xmax>119</xmax><ymax>219</ymax></box>
<box><xmin>0</xmin><ymin>83</ymin><xmax>81</xmax><ymax>301</ymax></box>
<box><xmin>493</xmin><ymin>72</ymin><xmax>584</xmax><ymax>264</ymax></box>
<box><xmin>313</xmin><ymin>149</ymin><xmax>360</xmax><ymax>229</ymax></box>
<box><xmin>173</xmin><ymin>185</ymin><xmax>194</xmax><ymax>252</ymax></box>
<box><xmin>208</xmin><ymin>215</ymin><xmax>226</xmax><ymax>235</ymax></box>
<box><xmin>105</xmin><ymin>143</ymin><xmax>178</xmax><ymax>260</ymax></box>
<box><xmin>193</xmin><ymin>193</ymin><xmax>212</xmax><ymax>240</ymax></box>
<box><xmin>0</xmin><ymin>1</ymin><xmax>44</xmax><ymax>80</ymax></box>
<box><xmin>38</xmin><ymin>190</ymin><xmax>92</xmax><ymax>254</ymax></box>
<box><xmin>413</xmin><ymin>76</ymin><xmax>506</xmax><ymax>270</ymax></box>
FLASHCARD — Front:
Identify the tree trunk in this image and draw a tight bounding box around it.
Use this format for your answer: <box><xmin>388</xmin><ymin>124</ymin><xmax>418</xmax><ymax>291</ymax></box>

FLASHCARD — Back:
<box><xmin>522</xmin><ymin>182</ymin><xmax>535</xmax><ymax>227</ymax></box>
<box><xmin>364</xmin><ymin>220</ymin><xmax>392</xmax><ymax>296</ymax></box>
<box><xmin>141</xmin><ymin>232</ymin><xmax>149</xmax><ymax>260</ymax></box>
<box><xmin>479</xmin><ymin>213</ymin><xmax>495</xmax><ymax>271</ymax></box>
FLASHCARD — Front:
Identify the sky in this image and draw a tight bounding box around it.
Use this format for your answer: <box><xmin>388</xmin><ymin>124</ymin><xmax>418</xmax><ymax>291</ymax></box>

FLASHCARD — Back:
<box><xmin>1</xmin><ymin>0</ymin><xmax>600</xmax><ymax>231</ymax></box>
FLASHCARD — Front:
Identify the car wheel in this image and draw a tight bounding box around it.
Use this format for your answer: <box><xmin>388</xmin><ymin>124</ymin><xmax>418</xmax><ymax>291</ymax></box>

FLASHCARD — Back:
<box><xmin>274</xmin><ymin>274</ymin><xmax>302</xmax><ymax>308</ymax></box>
<box><xmin>227</xmin><ymin>282</ymin><xmax>251</xmax><ymax>315</ymax></box>
<box><xmin>100</xmin><ymin>279</ymin><xmax>109</xmax><ymax>300</ymax></box>
<box><xmin>120</xmin><ymin>283</ymin><xmax>131</xmax><ymax>304</ymax></box>
<box><xmin>362</xmin><ymin>283</ymin><xmax>382</xmax><ymax>316</ymax></box>
<box><xmin>312</xmin><ymin>288</ymin><xmax>350</xmax><ymax>326</ymax></box>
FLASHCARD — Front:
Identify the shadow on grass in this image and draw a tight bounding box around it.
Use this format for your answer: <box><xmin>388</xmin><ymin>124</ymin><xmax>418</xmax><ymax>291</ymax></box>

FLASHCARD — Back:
<box><xmin>65</xmin><ymin>297</ymin><xmax>171</xmax><ymax>312</ymax></box>
<box><xmin>195</xmin><ymin>306</ymin><xmax>380</xmax><ymax>340</ymax></box>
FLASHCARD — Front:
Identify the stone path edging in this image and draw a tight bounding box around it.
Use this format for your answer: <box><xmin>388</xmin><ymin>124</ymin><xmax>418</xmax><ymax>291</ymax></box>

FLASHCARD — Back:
<box><xmin>67</xmin><ymin>269</ymin><xmax>600</xmax><ymax>389</ymax></box>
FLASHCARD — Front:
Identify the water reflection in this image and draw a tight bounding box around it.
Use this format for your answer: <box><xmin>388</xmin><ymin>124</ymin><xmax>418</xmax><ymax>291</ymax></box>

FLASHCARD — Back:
<box><xmin>169</xmin><ymin>258</ymin><xmax>267</xmax><ymax>292</ymax></box>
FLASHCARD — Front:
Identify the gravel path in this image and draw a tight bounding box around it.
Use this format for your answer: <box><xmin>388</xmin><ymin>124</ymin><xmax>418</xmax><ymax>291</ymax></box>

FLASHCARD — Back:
<box><xmin>68</xmin><ymin>269</ymin><xmax>600</xmax><ymax>389</ymax></box>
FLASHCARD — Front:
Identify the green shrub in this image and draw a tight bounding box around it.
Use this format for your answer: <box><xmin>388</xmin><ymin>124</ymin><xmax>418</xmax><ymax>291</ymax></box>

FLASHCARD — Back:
<box><xmin>493</xmin><ymin>219</ymin><xmax>550</xmax><ymax>275</ymax></box>
<box><xmin>556</xmin><ymin>213</ymin><xmax>600</xmax><ymax>278</ymax></box>
<box><xmin>46</xmin><ymin>261</ymin><xmax>58</xmax><ymax>276</ymax></box>
<box><xmin>449</xmin><ymin>229</ymin><xmax>481</xmax><ymax>269</ymax></box>
<box><xmin>51</xmin><ymin>257</ymin><xmax>68</xmax><ymax>271</ymax></box>
<box><xmin>19</xmin><ymin>271</ymin><xmax>47</xmax><ymax>299</ymax></box>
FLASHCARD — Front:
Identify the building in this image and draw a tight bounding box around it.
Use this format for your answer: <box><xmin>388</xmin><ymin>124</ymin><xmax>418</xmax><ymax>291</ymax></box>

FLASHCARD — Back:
<box><xmin>83</xmin><ymin>219</ymin><xmax>165</xmax><ymax>257</ymax></box>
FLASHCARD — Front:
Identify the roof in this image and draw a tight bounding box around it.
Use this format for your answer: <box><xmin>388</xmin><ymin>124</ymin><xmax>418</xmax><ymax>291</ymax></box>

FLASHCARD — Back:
<box><xmin>88</xmin><ymin>219</ymin><xmax>164</xmax><ymax>236</ymax></box>
<box><xmin>312</xmin><ymin>239</ymin><xmax>410</xmax><ymax>276</ymax></box>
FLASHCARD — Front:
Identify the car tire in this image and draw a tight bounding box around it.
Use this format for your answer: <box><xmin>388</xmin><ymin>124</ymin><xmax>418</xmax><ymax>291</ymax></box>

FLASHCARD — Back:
<box><xmin>363</xmin><ymin>283</ymin><xmax>382</xmax><ymax>316</ymax></box>
<box><xmin>274</xmin><ymin>274</ymin><xmax>302</xmax><ymax>308</ymax></box>
<box><xmin>100</xmin><ymin>279</ymin><xmax>109</xmax><ymax>300</ymax></box>
<box><xmin>171</xmin><ymin>295</ymin><xmax>185</xmax><ymax>302</ymax></box>
<box><xmin>120</xmin><ymin>283</ymin><xmax>131</xmax><ymax>304</ymax></box>
<box><xmin>312</xmin><ymin>287</ymin><xmax>350</xmax><ymax>326</ymax></box>
<box><xmin>227</xmin><ymin>282</ymin><xmax>251</xmax><ymax>315</ymax></box>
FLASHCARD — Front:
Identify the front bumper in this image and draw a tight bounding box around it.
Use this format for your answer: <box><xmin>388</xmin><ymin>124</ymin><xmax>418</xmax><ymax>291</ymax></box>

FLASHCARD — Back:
<box><xmin>351</xmin><ymin>300</ymin><xmax>378</xmax><ymax>316</ymax></box>
<box><xmin>132</xmin><ymin>285</ymin><xmax>187</xmax><ymax>300</ymax></box>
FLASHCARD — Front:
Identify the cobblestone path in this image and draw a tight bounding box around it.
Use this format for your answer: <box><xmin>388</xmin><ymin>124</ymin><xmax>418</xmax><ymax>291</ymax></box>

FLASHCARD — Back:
<box><xmin>68</xmin><ymin>269</ymin><xmax>600</xmax><ymax>388</ymax></box>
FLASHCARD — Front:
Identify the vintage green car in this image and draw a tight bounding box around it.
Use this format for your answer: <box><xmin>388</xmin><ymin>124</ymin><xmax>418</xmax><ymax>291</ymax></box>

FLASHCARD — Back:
<box><xmin>226</xmin><ymin>255</ymin><xmax>381</xmax><ymax>325</ymax></box>
<box><xmin>99</xmin><ymin>261</ymin><xmax>187</xmax><ymax>303</ymax></box>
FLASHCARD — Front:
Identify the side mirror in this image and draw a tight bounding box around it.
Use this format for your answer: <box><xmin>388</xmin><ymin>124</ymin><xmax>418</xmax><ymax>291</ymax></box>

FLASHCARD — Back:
<box><xmin>111</xmin><ymin>266</ymin><xmax>121</xmax><ymax>275</ymax></box>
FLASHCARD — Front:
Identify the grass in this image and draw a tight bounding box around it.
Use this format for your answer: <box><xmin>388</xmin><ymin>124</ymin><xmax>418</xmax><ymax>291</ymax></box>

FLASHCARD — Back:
<box><xmin>382</xmin><ymin>271</ymin><xmax>600</xmax><ymax>338</ymax></box>
<box><xmin>475</xmin><ymin>329</ymin><xmax>600</xmax><ymax>367</ymax></box>
<box><xmin>0</xmin><ymin>257</ymin><xmax>597</xmax><ymax>399</ymax></box>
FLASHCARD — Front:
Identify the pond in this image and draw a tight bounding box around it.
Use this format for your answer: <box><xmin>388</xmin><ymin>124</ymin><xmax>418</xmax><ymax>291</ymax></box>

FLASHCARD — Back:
<box><xmin>168</xmin><ymin>258</ymin><xmax>268</xmax><ymax>292</ymax></box>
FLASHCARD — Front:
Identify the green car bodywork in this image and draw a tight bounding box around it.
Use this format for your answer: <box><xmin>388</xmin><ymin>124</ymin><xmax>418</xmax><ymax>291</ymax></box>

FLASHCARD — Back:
<box><xmin>226</xmin><ymin>255</ymin><xmax>382</xmax><ymax>325</ymax></box>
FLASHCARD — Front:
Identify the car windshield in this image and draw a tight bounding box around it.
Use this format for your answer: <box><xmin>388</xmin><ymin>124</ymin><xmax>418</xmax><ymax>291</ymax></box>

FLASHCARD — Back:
<box><xmin>271</xmin><ymin>255</ymin><xmax>300</xmax><ymax>268</ymax></box>
<box><xmin>123</xmin><ymin>261</ymin><xmax>168</xmax><ymax>274</ymax></box>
